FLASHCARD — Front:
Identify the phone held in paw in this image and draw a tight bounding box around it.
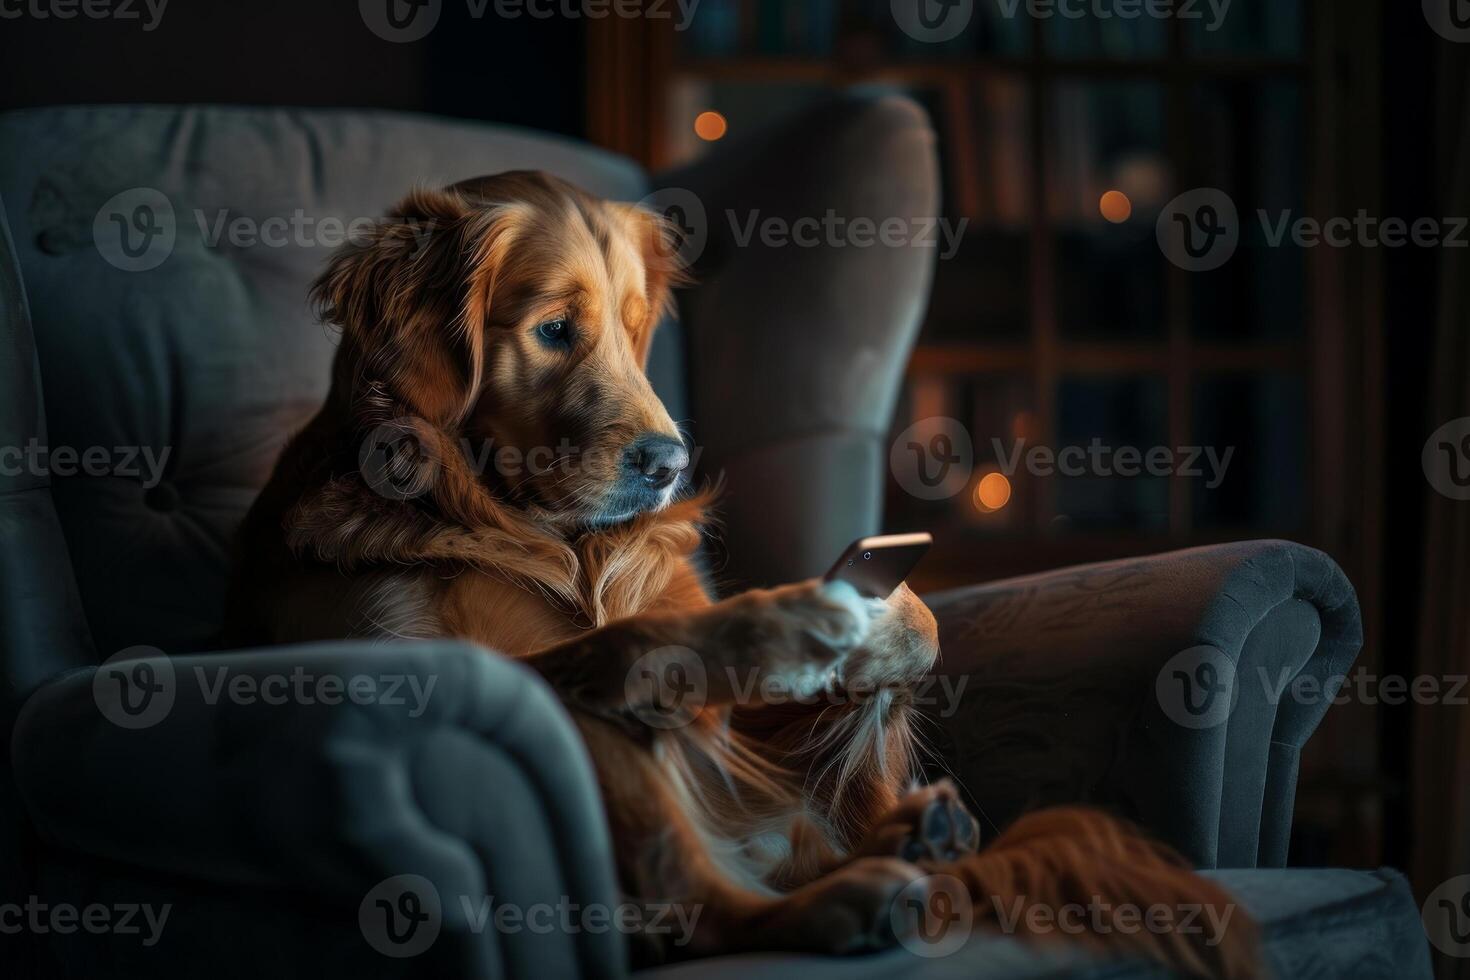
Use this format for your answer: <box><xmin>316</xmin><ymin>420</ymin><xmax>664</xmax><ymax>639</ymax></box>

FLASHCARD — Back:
<box><xmin>823</xmin><ymin>532</ymin><xmax>932</xmax><ymax>599</ymax></box>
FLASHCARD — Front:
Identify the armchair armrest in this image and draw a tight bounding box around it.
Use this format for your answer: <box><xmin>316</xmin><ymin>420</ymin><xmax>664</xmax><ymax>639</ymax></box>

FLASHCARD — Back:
<box><xmin>919</xmin><ymin>539</ymin><xmax>1362</xmax><ymax>870</ymax></box>
<box><xmin>11</xmin><ymin>640</ymin><xmax>623</xmax><ymax>978</ymax></box>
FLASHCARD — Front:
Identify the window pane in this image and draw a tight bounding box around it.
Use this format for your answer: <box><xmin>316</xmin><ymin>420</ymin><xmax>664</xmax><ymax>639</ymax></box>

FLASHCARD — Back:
<box><xmin>1186</xmin><ymin>79</ymin><xmax>1305</xmax><ymax>341</ymax></box>
<box><xmin>1186</xmin><ymin>0</ymin><xmax>1303</xmax><ymax>57</ymax></box>
<box><xmin>1191</xmin><ymin>373</ymin><xmax>1305</xmax><ymax>529</ymax></box>
<box><xmin>1054</xmin><ymin>376</ymin><xmax>1169</xmax><ymax>531</ymax></box>
<box><xmin>1050</xmin><ymin>81</ymin><xmax>1171</xmax><ymax>340</ymax></box>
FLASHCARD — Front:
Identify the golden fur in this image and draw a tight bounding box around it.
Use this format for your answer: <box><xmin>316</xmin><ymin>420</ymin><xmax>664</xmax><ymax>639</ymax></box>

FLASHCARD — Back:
<box><xmin>227</xmin><ymin>171</ymin><xmax>1258</xmax><ymax>975</ymax></box>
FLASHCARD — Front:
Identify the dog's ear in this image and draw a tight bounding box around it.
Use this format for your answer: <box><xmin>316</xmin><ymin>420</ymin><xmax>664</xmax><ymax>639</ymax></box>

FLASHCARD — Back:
<box><xmin>312</xmin><ymin>188</ymin><xmax>523</xmax><ymax>428</ymax></box>
<box><xmin>617</xmin><ymin>202</ymin><xmax>692</xmax><ymax>365</ymax></box>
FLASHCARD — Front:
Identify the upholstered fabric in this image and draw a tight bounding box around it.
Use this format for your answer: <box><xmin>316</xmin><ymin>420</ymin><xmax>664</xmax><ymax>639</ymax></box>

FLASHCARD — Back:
<box><xmin>639</xmin><ymin>869</ymin><xmax>1430</xmax><ymax>979</ymax></box>
<box><xmin>922</xmin><ymin>540</ymin><xmax>1361</xmax><ymax>870</ymax></box>
<box><xmin>13</xmin><ymin>640</ymin><xmax>624</xmax><ymax>979</ymax></box>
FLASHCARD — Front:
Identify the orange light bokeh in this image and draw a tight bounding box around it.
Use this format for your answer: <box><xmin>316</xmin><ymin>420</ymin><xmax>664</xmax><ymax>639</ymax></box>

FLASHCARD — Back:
<box><xmin>975</xmin><ymin>472</ymin><xmax>1013</xmax><ymax>512</ymax></box>
<box><xmin>1099</xmin><ymin>190</ymin><xmax>1133</xmax><ymax>223</ymax></box>
<box><xmin>694</xmin><ymin>111</ymin><xmax>728</xmax><ymax>141</ymax></box>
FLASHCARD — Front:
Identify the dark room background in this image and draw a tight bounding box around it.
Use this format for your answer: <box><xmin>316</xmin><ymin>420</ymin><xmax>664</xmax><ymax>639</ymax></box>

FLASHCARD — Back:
<box><xmin>2</xmin><ymin>1</ymin><xmax>1463</xmax><ymax>971</ymax></box>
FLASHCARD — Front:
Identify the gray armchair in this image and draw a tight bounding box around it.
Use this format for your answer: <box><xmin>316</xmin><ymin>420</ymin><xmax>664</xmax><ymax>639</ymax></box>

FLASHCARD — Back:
<box><xmin>0</xmin><ymin>98</ymin><xmax>1432</xmax><ymax>978</ymax></box>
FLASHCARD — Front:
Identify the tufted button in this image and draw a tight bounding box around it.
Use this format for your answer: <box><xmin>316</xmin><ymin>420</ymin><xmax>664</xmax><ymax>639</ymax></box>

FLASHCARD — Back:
<box><xmin>144</xmin><ymin>483</ymin><xmax>181</xmax><ymax>513</ymax></box>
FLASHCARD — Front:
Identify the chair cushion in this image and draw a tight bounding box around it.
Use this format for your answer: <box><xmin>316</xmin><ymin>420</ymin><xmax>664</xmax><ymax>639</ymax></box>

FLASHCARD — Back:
<box><xmin>637</xmin><ymin>868</ymin><xmax>1431</xmax><ymax>979</ymax></box>
<box><xmin>0</xmin><ymin>105</ymin><xmax>676</xmax><ymax>659</ymax></box>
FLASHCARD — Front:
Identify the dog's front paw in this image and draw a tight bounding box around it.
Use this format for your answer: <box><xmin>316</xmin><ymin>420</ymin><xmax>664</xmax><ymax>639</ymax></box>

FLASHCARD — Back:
<box><xmin>769</xmin><ymin>578</ymin><xmax>874</xmax><ymax>656</ymax></box>
<box><xmin>715</xmin><ymin>579</ymin><xmax>875</xmax><ymax>699</ymax></box>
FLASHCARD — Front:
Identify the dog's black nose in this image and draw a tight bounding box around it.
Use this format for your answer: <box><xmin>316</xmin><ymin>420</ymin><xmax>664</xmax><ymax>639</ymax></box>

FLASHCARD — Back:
<box><xmin>625</xmin><ymin>434</ymin><xmax>689</xmax><ymax>490</ymax></box>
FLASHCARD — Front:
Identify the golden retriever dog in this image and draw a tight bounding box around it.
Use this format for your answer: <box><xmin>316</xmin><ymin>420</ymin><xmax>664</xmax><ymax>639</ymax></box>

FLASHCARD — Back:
<box><xmin>227</xmin><ymin>172</ymin><xmax>1257</xmax><ymax>976</ymax></box>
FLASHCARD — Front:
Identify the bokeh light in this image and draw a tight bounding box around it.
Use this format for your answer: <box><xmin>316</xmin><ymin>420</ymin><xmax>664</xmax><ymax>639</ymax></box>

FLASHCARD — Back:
<box><xmin>1100</xmin><ymin>190</ymin><xmax>1133</xmax><ymax>223</ymax></box>
<box><xmin>694</xmin><ymin>111</ymin><xmax>728</xmax><ymax>141</ymax></box>
<box><xmin>974</xmin><ymin>472</ymin><xmax>1013</xmax><ymax>512</ymax></box>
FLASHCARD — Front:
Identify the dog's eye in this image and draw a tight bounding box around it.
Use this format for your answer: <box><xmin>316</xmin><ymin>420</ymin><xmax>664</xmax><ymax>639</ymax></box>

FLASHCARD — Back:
<box><xmin>535</xmin><ymin>318</ymin><xmax>572</xmax><ymax>348</ymax></box>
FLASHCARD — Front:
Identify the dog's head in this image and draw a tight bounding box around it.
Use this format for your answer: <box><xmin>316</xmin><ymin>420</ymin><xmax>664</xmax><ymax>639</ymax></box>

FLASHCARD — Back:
<box><xmin>314</xmin><ymin>171</ymin><xmax>690</xmax><ymax>528</ymax></box>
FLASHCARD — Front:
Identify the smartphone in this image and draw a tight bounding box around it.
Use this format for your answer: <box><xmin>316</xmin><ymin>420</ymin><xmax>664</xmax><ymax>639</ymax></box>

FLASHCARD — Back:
<box><xmin>823</xmin><ymin>532</ymin><xmax>932</xmax><ymax>599</ymax></box>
